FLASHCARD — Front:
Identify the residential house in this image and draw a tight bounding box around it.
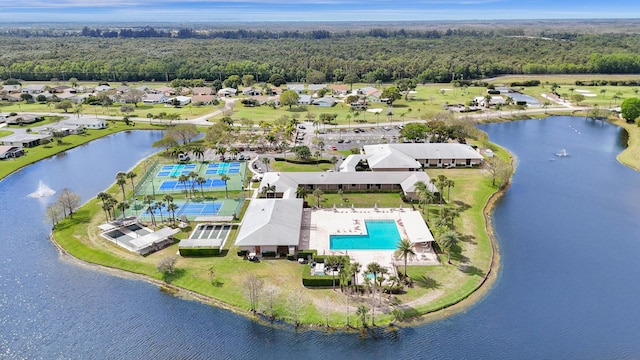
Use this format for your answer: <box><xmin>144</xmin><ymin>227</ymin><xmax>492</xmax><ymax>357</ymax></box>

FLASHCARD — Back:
<box><xmin>192</xmin><ymin>94</ymin><xmax>216</xmax><ymax>106</ymax></box>
<box><xmin>308</xmin><ymin>84</ymin><xmax>327</xmax><ymax>93</ymax></box>
<box><xmin>297</xmin><ymin>94</ymin><xmax>313</xmax><ymax>105</ymax></box>
<box><xmin>155</xmin><ymin>86</ymin><xmax>175</xmax><ymax>95</ymax></box>
<box><xmin>22</xmin><ymin>84</ymin><xmax>46</xmax><ymax>94</ymax></box>
<box><xmin>312</xmin><ymin>97</ymin><xmax>337</xmax><ymax>107</ymax></box>
<box><xmin>94</xmin><ymin>85</ymin><xmax>112</xmax><ymax>92</ymax></box>
<box><xmin>474</xmin><ymin>96</ymin><xmax>506</xmax><ymax>107</ymax></box>
<box><xmin>192</xmin><ymin>87</ymin><xmax>214</xmax><ymax>96</ymax></box>
<box><xmin>0</xmin><ymin>145</ymin><xmax>24</xmax><ymax>160</ymax></box>
<box><xmin>142</xmin><ymin>93</ymin><xmax>169</xmax><ymax>104</ymax></box>
<box><xmin>4</xmin><ymin>114</ymin><xmax>41</xmax><ymax>125</ymax></box>
<box><xmin>1</xmin><ymin>133</ymin><xmax>52</xmax><ymax>148</ymax></box>
<box><xmin>115</xmin><ymin>85</ymin><xmax>130</xmax><ymax>94</ymax></box>
<box><xmin>287</xmin><ymin>84</ymin><xmax>305</xmax><ymax>94</ymax></box>
<box><xmin>168</xmin><ymin>96</ymin><xmax>192</xmax><ymax>106</ymax></box>
<box><xmin>330</xmin><ymin>84</ymin><xmax>348</xmax><ymax>96</ymax></box>
<box><xmin>357</xmin><ymin>86</ymin><xmax>377</xmax><ymax>95</ymax></box>
<box><xmin>242</xmin><ymin>87</ymin><xmax>262</xmax><ymax>96</ymax></box>
<box><xmin>1</xmin><ymin>85</ymin><xmax>21</xmax><ymax>93</ymax></box>
<box><xmin>61</xmin><ymin>118</ymin><xmax>107</xmax><ymax>129</ymax></box>
<box><xmin>217</xmin><ymin>87</ymin><xmax>237</xmax><ymax>97</ymax></box>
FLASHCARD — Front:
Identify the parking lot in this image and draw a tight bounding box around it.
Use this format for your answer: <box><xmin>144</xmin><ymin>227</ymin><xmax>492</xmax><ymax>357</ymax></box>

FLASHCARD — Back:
<box><xmin>317</xmin><ymin>126</ymin><xmax>405</xmax><ymax>151</ymax></box>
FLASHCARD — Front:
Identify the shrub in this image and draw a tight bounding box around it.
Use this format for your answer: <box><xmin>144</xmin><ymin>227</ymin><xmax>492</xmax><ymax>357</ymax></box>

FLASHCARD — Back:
<box><xmin>487</xmin><ymin>90</ymin><xmax>501</xmax><ymax>95</ymax></box>
<box><xmin>179</xmin><ymin>248</ymin><xmax>220</xmax><ymax>257</ymax></box>
<box><xmin>301</xmin><ymin>266</ymin><xmax>343</xmax><ymax>287</ymax></box>
<box><xmin>296</xmin><ymin>250</ymin><xmax>317</xmax><ymax>259</ymax></box>
<box><xmin>261</xmin><ymin>251</ymin><xmax>276</xmax><ymax>258</ymax></box>
<box><xmin>237</xmin><ymin>250</ymin><xmax>248</xmax><ymax>257</ymax></box>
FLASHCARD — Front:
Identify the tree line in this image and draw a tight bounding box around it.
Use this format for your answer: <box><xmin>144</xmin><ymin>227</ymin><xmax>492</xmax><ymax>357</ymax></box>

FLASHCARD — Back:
<box><xmin>1</xmin><ymin>31</ymin><xmax>640</xmax><ymax>83</ymax></box>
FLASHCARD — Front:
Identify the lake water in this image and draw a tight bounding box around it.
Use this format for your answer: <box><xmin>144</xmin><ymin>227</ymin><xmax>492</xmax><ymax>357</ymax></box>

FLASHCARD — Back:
<box><xmin>1</xmin><ymin>117</ymin><xmax>640</xmax><ymax>358</ymax></box>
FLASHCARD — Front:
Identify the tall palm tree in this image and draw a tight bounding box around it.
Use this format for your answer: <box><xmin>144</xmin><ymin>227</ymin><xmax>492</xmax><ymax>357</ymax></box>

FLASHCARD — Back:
<box><xmin>189</xmin><ymin>171</ymin><xmax>198</xmax><ymax>197</ymax></box>
<box><xmin>154</xmin><ymin>201</ymin><xmax>165</xmax><ymax>223</ymax></box>
<box><xmin>192</xmin><ymin>146</ymin><xmax>204</xmax><ymax>163</ymax></box>
<box><xmin>178</xmin><ymin>174</ymin><xmax>189</xmax><ymax>197</ymax></box>
<box><xmin>163</xmin><ymin>194</ymin><xmax>174</xmax><ymax>211</ymax></box>
<box><xmin>312</xmin><ymin>188</ymin><xmax>324</xmax><ymax>207</ymax></box>
<box><xmin>438</xmin><ymin>229</ymin><xmax>460</xmax><ymax>264</ymax></box>
<box><xmin>262</xmin><ymin>157</ymin><xmax>271</xmax><ymax>171</ymax></box>
<box><xmin>445</xmin><ymin>179</ymin><xmax>455</xmax><ymax>201</ymax></box>
<box><xmin>196</xmin><ymin>176</ymin><xmax>207</xmax><ymax>198</ymax></box>
<box><xmin>126</xmin><ymin>171</ymin><xmax>137</xmax><ymax>194</ymax></box>
<box><xmin>350</xmin><ymin>262</ymin><xmax>361</xmax><ymax>294</ymax></box>
<box><xmin>395</xmin><ymin>238</ymin><xmax>416</xmax><ymax>278</ymax></box>
<box><xmin>220</xmin><ymin>174</ymin><xmax>230</xmax><ymax>198</ymax></box>
<box><xmin>117</xmin><ymin>200</ymin><xmax>130</xmax><ymax>220</ymax></box>
<box><xmin>167</xmin><ymin>203</ymin><xmax>179</xmax><ymax>224</ymax></box>
<box><xmin>116</xmin><ymin>176</ymin><xmax>127</xmax><ymax>204</ymax></box>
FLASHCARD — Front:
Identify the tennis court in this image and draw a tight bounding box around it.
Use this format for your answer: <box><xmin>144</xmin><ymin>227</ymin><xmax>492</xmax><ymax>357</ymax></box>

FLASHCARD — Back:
<box><xmin>141</xmin><ymin>201</ymin><xmax>222</xmax><ymax>217</ymax></box>
<box><xmin>157</xmin><ymin>164</ymin><xmax>197</xmax><ymax>177</ymax></box>
<box><xmin>205</xmin><ymin>162</ymin><xmax>242</xmax><ymax>175</ymax></box>
<box><xmin>158</xmin><ymin>178</ymin><xmax>226</xmax><ymax>191</ymax></box>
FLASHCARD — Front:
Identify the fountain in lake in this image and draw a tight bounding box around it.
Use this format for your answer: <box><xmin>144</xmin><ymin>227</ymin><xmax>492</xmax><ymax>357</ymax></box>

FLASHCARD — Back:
<box><xmin>28</xmin><ymin>181</ymin><xmax>56</xmax><ymax>198</ymax></box>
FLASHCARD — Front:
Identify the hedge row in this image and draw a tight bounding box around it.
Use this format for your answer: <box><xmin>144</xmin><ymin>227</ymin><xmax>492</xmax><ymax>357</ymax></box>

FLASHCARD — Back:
<box><xmin>179</xmin><ymin>248</ymin><xmax>220</xmax><ymax>256</ymax></box>
<box><xmin>301</xmin><ymin>266</ymin><xmax>344</xmax><ymax>287</ymax></box>
<box><xmin>273</xmin><ymin>157</ymin><xmax>331</xmax><ymax>165</ymax></box>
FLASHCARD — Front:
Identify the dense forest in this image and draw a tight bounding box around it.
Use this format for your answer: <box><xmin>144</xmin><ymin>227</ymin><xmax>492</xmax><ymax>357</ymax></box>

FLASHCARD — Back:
<box><xmin>2</xmin><ymin>22</ymin><xmax>640</xmax><ymax>84</ymax></box>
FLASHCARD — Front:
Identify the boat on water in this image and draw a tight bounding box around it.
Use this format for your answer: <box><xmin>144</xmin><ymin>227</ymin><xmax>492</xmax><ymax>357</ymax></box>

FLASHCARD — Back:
<box><xmin>555</xmin><ymin>149</ymin><xmax>569</xmax><ymax>157</ymax></box>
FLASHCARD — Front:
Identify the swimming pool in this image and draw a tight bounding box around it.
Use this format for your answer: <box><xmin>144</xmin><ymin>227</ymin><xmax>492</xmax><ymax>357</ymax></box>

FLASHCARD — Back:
<box><xmin>330</xmin><ymin>220</ymin><xmax>401</xmax><ymax>250</ymax></box>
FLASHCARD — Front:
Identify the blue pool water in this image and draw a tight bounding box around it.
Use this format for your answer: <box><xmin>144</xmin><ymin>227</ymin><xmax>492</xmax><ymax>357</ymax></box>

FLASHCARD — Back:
<box><xmin>330</xmin><ymin>220</ymin><xmax>400</xmax><ymax>250</ymax></box>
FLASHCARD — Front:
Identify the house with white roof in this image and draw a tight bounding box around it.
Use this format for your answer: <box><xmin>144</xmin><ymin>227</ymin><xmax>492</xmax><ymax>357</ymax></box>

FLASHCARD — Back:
<box><xmin>360</xmin><ymin>143</ymin><xmax>484</xmax><ymax>169</ymax></box>
<box><xmin>142</xmin><ymin>93</ymin><xmax>169</xmax><ymax>104</ymax></box>
<box><xmin>235</xmin><ymin>198</ymin><xmax>304</xmax><ymax>255</ymax></box>
<box><xmin>217</xmin><ymin>87</ymin><xmax>237</xmax><ymax>97</ymax></box>
<box><xmin>313</xmin><ymin>97</ymin><xmax>337</xmax><ymax>107</ymax></box>
<box><xmin>257</xmin><ymin>171</ymin><xmax>436</xmax><ymax>201</ymax></box>
<box><xmin>287</xmin><ymin>84</ymin><xmax>305</xmax><ymax>94</ymax></box>
<box><xmin>22</xmin><ymin>84</ymin><xmax>46</xmax><ymax>94</ymax></box>
<box><xmin>297</xmin><ymin>94</ymin><xmax>313</xmax><ymax>105</ymax></box>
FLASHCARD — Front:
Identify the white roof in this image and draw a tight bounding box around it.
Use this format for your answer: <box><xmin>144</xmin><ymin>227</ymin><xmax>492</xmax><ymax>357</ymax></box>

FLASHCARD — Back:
<box><xmin>363</xmin><ymin>143</ymin><xmax>483</xmax><ymax>163</ymax></box>
<box><xmin>402</xmin><ymin>211</ymin><xmax>435</xmax><ymax>243</ymax></box>
<box><xmin>235</xmin><ymin>199</ymin><xmax>303</xmax><ymax>247</ymax></box>
<box><xmin>258</xmin><ymin>171</ymin><xmax>434</xmax><ymax>199</ymax></box>
<box><xmin>366</xmin><ymin>146</ymin><xmax>422</xmax><ymax>170</ymax></box>
<box><xmin>129</xmin><ymin>227</ymin><xmax>180</xmax><ymax>250</ymax></box>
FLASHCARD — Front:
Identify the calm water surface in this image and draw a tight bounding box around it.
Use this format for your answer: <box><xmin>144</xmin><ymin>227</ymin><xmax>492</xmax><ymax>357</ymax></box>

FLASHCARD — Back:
<box><xmin>1</xmin><ymin>117</ymin><xmax>640</xmax><ymax>359</ymax></box>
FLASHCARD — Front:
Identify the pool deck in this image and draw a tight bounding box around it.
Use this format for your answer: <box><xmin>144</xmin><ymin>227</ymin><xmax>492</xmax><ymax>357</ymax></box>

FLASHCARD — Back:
<box><xmin>301</xmin><ymin>207</ymin><xmax>439</xmax><ymax>282</ymax></box>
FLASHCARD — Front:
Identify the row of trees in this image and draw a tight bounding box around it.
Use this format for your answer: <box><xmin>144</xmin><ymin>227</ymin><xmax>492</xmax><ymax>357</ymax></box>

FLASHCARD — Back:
<box><xmin>2</xmin><ymin>32</ymin><xmax>640</xmax><ymax>83</ymax></box>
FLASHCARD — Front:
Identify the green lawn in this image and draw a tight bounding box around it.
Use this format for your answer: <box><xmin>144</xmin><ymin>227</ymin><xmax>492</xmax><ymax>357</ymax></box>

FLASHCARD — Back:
<box><xmin>0</xmin><ymin>130</ymin><xmax>13</xmax><ymax>138</ymax></box>
<box><xmin>0</xmin><ymin>121</ymin><xmax>167</xmax><ymax>179</ymax></box>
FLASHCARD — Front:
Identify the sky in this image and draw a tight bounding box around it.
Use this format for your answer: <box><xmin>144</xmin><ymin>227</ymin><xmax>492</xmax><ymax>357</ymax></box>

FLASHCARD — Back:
<box><xmin>0</xmin><ymin>0</ymin><xmax>638</xmax><ymax>23</ymax></box>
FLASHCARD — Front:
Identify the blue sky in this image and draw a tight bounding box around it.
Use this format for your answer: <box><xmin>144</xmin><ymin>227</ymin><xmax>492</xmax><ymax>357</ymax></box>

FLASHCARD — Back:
<box><xmin>0</xmin><ymin>0</ymin><xmax>637</xmax><ymax>23</ymax></box>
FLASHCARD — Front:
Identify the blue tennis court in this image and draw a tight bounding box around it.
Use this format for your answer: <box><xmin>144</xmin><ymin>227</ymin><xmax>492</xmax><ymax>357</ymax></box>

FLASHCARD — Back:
<box><xmin>159</xmin><ymin>178</ymin><xmax>226</xmax><ymax>191</ymax></box>
<box><xmin>205</xmin><ymin>162</ymin><xmax>241</xmax><ymax>175</ymax></box>
<box><xmin>157</xmin><ymin>164</ymin><xmax>197</xmax><ymax>177</ymax></box>
<box><xmin>178</xmin><ymin>203</ymin><xmax>222</xmax><ymax>216</ymax></box>
<box><xmin>141</xmin><ymin>202</ymin><xmax>222</xmax><ymax>217</ymax></box>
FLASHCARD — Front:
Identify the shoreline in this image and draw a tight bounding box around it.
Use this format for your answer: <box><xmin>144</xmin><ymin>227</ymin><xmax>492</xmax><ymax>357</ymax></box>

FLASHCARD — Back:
<box><xmin>37</xmin><ymin>114</ymin><xmax>639</xmax><ymax>331</ymax></box>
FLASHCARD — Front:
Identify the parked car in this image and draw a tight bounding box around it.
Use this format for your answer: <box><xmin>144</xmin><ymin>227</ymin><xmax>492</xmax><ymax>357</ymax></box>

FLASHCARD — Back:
<box><xmin>299</xmin><ymin>125</ymin><xmax>306</xmax><ymax>129</ymax></box>
<box><xmin>331</xmin><ymin>145</ymin><xmax>337</xmax><ymax>150</ymax></box>
<box><xmin>337</xmin><ymin>139</ymin><xmax>344</xmax><ymax>143</ymax></box>
<box><xmin>344</xmin><ymin>139</ymin><xmax>351</xmax><ymax>143</ymax></box>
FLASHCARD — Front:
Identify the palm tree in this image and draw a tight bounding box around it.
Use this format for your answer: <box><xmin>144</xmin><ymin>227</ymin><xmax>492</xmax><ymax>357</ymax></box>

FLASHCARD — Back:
<box><xmin>261</xmin><ymin>183</ymin><xmax>276</xmax><ymax>198</ymax></box>
<box><xmin>167</xmin><ymin>203</ymin><xmax>179</xmax><ymax>224</ymax></box>
<box><xmin>126</xmin><ymin>171</ymin><xmax>137</xmax><ymax>194</ymax></box>
<box><xmin>330</xmin><ymin>156</ymin><xmax>338</xmax><ymax>171</ymax></box>
<box><xmin>192</xmin><ymin>146</ymin><xmax>204</xmax><ymax>163</ymax></box>
<box><xmin>178</xmin><ymin>174</ymin><xmax>189</xmax><ymax>197</ymax></box>
<box><xmin>350</xmin><ymin>262</ymin><xmax>361</xmax><ymax>294</ymax></box>
<box><xmin>196</xmin><ymin>176</ymin><xmax>207</xmax><ymax>197</ymax></box>
<box><xmin>189</xmin><ymin>171</ymin><xmax>198</xmax><ymax>197</ymax></box>
<box><xmin>117</xmin><ymin>200</ymin><xmax>130</xmax><ymax>220</ymax></box>
<box><xmin>445</xmin><ymin>179</ymin><xmax>455</xmax><ymax>201</ymax></box>
<box><xmin>154</xmin><ymin>201</ymin><xmax>165</xmax><ymax>223</ymax></box>
<box><xmin>262</xmin><ymin>157</ymin><xmax>271</xmax><ymax>171</ymax></box>
<box><xmin>312</xmin><ymin>188</ymin><xmax>324</xmax><ymax>207</ymax></box>
<box><xmin>163</xmin><ymin>194</ymin><xmax>174</xmax><ymax>210</ymax></box>
<box><xmin>295</xmin><ymin>186</ymin><xmax>310</xmax><ymax>199</ymax></box>
<box><xmin>220</xmin><ymin>174</ymin><xmax>230</xmax><ymax>198</ymax></box>
<box><xmin>395</xmin><ymin>238</ymin><xmax>416</xmax><ymax>278</ymax></box>
<box><xmin>116</xmin><ymin>176</ymin><xmax>127</xmax><ymax>204</ymax></box>
<box><xmin>438</xmin><ymin>229</ymin><xmax>460</xmax><ymax>264</ymax></box>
